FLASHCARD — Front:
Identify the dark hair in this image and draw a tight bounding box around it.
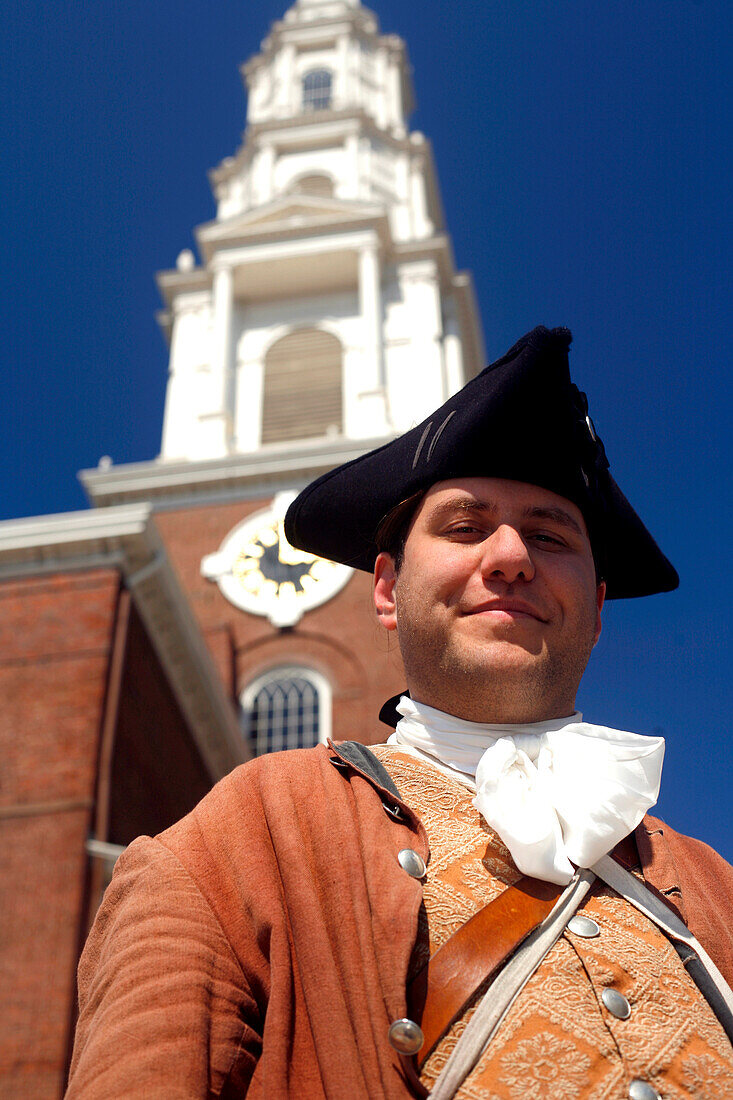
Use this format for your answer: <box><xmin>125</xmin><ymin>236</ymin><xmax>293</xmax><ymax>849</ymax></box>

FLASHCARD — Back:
<box><xmin>374</xmin><ymin>491</ymin><xmax>426</xmax><ymax>573</ymax></box>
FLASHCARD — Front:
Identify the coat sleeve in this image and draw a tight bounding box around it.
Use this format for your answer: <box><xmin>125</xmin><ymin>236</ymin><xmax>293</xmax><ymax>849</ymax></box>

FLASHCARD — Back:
<box><xmin>663</xmin><ymin>829</ymin><xmax>733</xmax><ymax>989</ymax></box>
<box><xmin>639</xmin><ymin>815</ymin><xmax>733</xmax><ymax>990</ymax></box>
<box><xmin>66</xmin><ymin>835</ymin><xmax>261</xmax><ymax>1099</ymax></box>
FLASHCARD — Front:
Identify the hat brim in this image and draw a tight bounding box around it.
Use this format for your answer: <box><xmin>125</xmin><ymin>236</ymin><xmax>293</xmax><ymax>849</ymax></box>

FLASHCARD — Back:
<box><xmin>284</xmin><ymin>326</ymin><xmax>678</xmax><ymax>600</ymax></box>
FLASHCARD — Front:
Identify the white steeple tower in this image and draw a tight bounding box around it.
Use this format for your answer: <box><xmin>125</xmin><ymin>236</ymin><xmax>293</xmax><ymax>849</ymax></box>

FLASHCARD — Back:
<box><xmin>154</xmin><ymin>0</ymin><xmax>484</xmax><ymax>467</ymax></box>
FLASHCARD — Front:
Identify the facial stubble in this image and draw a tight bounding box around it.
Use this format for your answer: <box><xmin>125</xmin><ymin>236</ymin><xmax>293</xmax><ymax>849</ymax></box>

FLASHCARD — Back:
<box><xmin>393</xmin><ymin>580</ymin><xmax>600</xmax><ymax>724</ymax></box>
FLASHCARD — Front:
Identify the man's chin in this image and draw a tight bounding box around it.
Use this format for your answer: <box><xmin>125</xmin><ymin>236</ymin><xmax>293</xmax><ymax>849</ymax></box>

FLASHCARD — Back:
<box><xmin>435</xmin><ymin>647</ymin><xmax>550</xmax><ymax>694</ymax></box>
<box><xmin>455</xmin><ymin>634</ymin><xmax>546</xmax><ymax>668</ymax></box>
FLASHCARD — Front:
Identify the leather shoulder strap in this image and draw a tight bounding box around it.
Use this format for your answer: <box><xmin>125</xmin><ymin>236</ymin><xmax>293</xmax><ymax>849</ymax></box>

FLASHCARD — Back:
<box><xmin>428</xmin><ymin>871</ymin><xmax>595</xmax><ymax>1100</ymax></box>
<box><xmin>408</xmin><ymin>876</ymin><xmax>562</xmax><ymax>1067</ymax></box>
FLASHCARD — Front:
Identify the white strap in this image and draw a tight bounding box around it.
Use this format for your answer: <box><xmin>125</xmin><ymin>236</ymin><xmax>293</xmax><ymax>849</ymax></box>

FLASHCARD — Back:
<box><xmin>592</xmin><ymin>854</ymin><xmax>733</xmax><ymax>1017</ymax></box>
<box><xmin>429</xmin><ymin>869</ymin><xmax>595</xmax><ymax>1100</ymax></box>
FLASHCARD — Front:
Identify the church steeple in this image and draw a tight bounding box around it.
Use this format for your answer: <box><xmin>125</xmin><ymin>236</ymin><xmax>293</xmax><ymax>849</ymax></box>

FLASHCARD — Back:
<box><xmin>155</xmin><ymin>0</ymin><xmax>484</xmax><ymax>465</ymax></box>
<box><xmin>210</xmin><ymin>0</ymin><xmax>420</xmax><ymax>230</ymax></box>
<box><xmin>241</xmin><ymin>0</ymin><xmax>411</xmax><ymax>137</ymax></box>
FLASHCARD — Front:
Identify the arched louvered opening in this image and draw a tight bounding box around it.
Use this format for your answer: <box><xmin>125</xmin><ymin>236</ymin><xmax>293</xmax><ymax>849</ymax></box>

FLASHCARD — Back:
<box><xmin>261</xmin><ymin>328</ymin><xmax>343</xmax><ymax>445</ymax></box>
<box><xmin>302</xmin><ymin>69</ymin><xmax>332</xmax><ymax>112</ymax></box>
<box><xmin>289</xmin><ymin>173</ymin><xmax>335</xmax><ymax>198</ymax></box>
<box><xmin>241</xmin><ymin>667</ymin><xmax>331</xmax><ymax>755</ymax></box>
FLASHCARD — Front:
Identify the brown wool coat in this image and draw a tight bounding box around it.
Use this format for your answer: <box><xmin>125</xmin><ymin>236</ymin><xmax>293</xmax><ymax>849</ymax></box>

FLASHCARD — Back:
<box><xmin>67</xmin><ymin>743</ymin><xmax>733</xmax><ymax>1099</ymax></box>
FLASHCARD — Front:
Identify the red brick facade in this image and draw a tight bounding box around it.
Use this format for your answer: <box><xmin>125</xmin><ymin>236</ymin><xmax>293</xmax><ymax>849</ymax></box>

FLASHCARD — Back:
<box><xmin>156</xmin><ymin>495</ymin><xmax>407</xmax><ymax>746</ymax></box>
<box><xmin>0</xmin><ymin>567</ymin><xmax>213</xmax><ymax>1097</ymax></box>
<box><xmin>106</xmin><ymin>600</ymin><xmax>214</xmax><ymax>847</ymax></box>
<box><xmin>0</xmin><ymin>570</ymin><xmax>120</xmax><ymax>1095</ymax></box>
<box><xmin>0</xmin><ymin>492</ymin><xmax>407</xmax><ymax>1096</ymax></box>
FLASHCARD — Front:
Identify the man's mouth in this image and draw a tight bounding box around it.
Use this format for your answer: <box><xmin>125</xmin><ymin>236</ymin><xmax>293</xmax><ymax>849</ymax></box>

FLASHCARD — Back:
<box><xmin>464</xmin><ymin>600</ymin><xmax>548</xmax><ymax>622</ymax></box>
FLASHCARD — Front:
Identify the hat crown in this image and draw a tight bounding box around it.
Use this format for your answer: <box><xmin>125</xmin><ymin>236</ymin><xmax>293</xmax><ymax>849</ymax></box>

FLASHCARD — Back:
<box><xmin>284</xmin><ymin>325</ymin><xmax>678</xmax><ymax>599</ymax></box>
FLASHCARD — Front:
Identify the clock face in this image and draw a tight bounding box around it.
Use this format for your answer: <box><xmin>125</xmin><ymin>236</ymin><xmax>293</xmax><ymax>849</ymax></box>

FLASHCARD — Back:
<box><xmin>201</xmin><ymin>492</ymin><xmax>353</xmax><ymax>627</ymax></box>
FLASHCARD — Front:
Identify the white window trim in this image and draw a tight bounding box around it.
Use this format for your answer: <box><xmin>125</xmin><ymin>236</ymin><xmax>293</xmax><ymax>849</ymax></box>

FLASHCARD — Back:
<box><xmin>241</xmin><ymin>665</ymin><xmax>332</xmax><ymax>753</ymax></box>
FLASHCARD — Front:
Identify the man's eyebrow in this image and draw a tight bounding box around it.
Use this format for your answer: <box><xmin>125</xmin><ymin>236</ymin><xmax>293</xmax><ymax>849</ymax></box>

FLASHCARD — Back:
<box><xmin>522</xmin><ymin>505</ymin><xmax>584</xmax><ymax>536</ymax></box>
<box><xmin>426</xmin><ymin>498</ymin><xmax>585</xmax><ymax>537</ymax></box>
<box><xmin>427</xmin><ymin>497</ymin><xmax>495</xmax><ymax>521</ymax></box>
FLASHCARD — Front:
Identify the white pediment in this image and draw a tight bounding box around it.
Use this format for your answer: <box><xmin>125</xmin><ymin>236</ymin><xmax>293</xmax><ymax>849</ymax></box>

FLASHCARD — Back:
<box><xmin>198</xmin><ymin>195</ymin><xmax>385</xmax><ymax>245</ymax></box>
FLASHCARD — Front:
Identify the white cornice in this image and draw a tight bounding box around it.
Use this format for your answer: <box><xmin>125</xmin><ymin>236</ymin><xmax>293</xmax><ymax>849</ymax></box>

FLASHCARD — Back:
<box><xmin>155</xmin><ymin>268</ymin><xmax>212</xmax><ymax>306</ymax></box>
<box><xmin>155</xmin><ymin>223</ymin><xmax>445</xmax><ymax>309</ymax></box>
<box><xmin>210</xmin><ymin>111</ymin><xmax>420</xmax><ymax>187</ymax></box>
<box><xmin>79</xmin><ymin>435</ymin><xmax>396</xmax><ymax>510</ymax></box>
<box><xmin>0</xmin><ymin>504</ymin><xmax>247</xmax><ymax>780</ymax></box>
<box><xmin>0</xmin><ymin>503</ymin><xmax>152</xmax><ymax>560</ymax></box>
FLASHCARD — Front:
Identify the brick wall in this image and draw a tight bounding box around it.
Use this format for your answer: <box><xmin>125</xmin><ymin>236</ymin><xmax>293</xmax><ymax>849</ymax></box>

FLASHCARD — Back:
<box><xmin>156</xmin><ymin>497</ymin><xmax>407</xmax><ymax>746</ymax></box>
<box><xmin>0</xmin><ymin>494</ymin><xmax>409</xmax><ymax>1095</ymax></box>
<box><xmin>0</xmin><ymin>569</ymin><xmax>120</xmax><ymax>1099</ymax></box>
<box><xmin>107</xmin><ymin>601</ymin><xmax>213</xmax><ymax>846</ymax></box>
<box><xmin>0</xmin><ymin>566</ymin><xmax>216</xmax><ymax>1097</ymax></box>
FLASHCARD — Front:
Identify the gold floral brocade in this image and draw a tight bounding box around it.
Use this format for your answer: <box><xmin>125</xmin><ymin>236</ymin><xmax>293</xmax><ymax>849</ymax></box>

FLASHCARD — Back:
<box><xmin>372</xmin><ymin>745</ymin><xmax>733</xmax><ymax>1100</ymax></box>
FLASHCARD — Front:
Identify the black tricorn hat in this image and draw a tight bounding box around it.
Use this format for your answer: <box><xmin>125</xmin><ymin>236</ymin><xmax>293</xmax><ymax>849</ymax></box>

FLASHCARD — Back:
<box><xmin>284</xmin><ymin>325</ymin><xmax>678</xmax><ymax>599</ymax></box>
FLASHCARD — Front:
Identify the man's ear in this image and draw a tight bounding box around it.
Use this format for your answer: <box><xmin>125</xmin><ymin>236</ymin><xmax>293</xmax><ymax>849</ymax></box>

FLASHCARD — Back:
<box><xmin>373</xmin><ymin>552</ymin><xmax>398</xmax><ymax>632</ymax></box>
<box><xmin>593</xmin><ymin>581</ymin><xmax>606</xmax><ymax>646</ymax></box>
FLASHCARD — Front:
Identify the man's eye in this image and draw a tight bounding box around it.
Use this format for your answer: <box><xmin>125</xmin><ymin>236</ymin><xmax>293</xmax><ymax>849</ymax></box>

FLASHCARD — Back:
<box><xmin>446</xmin><ymin>523</ymin><xmax>482</xmax><ymax>536</ymax></box>
<box><xmin>530</xmin><ymin>532</ymin><xmax>565</xmax><ymax>547</ymax></box>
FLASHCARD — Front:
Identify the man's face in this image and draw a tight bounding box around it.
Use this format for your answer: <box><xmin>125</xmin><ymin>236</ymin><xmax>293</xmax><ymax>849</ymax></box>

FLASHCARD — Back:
<box><xmin>373</xmin><ymin>477</ymin><xmax>605</xmax><ymax>723</ymax></box>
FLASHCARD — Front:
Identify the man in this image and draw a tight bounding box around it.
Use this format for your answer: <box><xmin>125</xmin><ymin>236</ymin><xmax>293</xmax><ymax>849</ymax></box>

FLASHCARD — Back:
<box><xmin>67</xmin><ymin>326</ymin><xmax>733</xmax><ymax>1098</ymax></box>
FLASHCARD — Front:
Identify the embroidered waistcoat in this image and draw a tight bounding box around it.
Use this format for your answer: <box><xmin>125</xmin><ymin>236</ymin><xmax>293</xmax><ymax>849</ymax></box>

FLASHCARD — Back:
<box><xmin>373</xmin><ymin>745</ymin><xmax>733</xmax><ymax>1100</ymax></box>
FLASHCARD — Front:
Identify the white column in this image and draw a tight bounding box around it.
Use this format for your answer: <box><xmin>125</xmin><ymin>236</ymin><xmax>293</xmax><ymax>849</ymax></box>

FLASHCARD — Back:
<box><xmin>161</xmin><ymin>300</ymin><xmax>201</xmax><ymax>459</ymax></box>
<box><xmin>234</xmin><ymin>355</ymin><xmax>264</xmax><ymax>452</ymax></box>
<box><xmin>345</xmin><ymin>132</ymin><xmax>360</xmax><ymax>199</ymax></box>
<box><xmin>337</xmin><ymin>34</ymin><xmax>350</xmax><ymax>109</ymax></box>
<box><xmin>256</xmin><ymin>142</ymin><xmax>276</xmax><ymax>205</ymax></box>
<box><xmin>160</xmin><ymin>310</ymin><xmax>186</xmax><ymax>459</ymax></box>
<box><xmin>210</xmin><ymin>265</ymin><xmax>234</xmax><ymax>453</ymax></box>
<box><xmin>280</xmin><ymin>44</ymin><xmax>296</xmax><ymax>115</ymax></box>
<box><xmin>392</xmin><ymin>152</ymin><xmax>411</xmax><ymax>237</ymax></box>
<box><xmin>409</xmin><ymin>148</ymin><xmax>432</xmax><ymax>238</ymax></box>
<box><xmin>443</xmin><ymin>307</ymin><xmax>465</xmax><ymax>398</ymax></box>
<box><xmin>359</xmin><ymin>242</ymin><xmax>383</xmax><ymax>388</ymax></box>
<box><xmin>394</xmin><ymin>261</ymin><xmax>445</xmax><ymax>417</ymax></box>
<box><xmin>357</xmin><ymin>241</ymin><xmax>389</xmax><ymax>434</ymax></box>
<box><xmin>386</xmin><ymin>51</ymin><xmax>404</xmax><ymax>135</ymax></box>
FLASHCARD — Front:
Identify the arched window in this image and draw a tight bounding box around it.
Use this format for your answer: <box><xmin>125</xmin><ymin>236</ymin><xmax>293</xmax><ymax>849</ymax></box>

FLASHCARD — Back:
<box><xmin>261</xmin><ymin>328</ymin><xmax>343</xmax><ymax>445</ymax></box>
<box><xmin>241</xmin><ymin>667</ymin><xmax>331</xmax><ymax>755</ymax></box>
<box><xmin>288</xmin><ymin>173</ymin><xmax>335</xmax><ymax>199</ymax></box>
<box><xmin>302</xmin><ymin>69</ymin><xmax>332</xmax><ymax>112</ymax></box>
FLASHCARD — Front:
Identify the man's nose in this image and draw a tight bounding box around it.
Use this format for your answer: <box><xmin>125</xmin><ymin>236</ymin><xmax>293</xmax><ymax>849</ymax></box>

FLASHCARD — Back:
<box><xmin>479</xmin><ymin>524</ymin><xmax>535</xmax><ymax>583</ymax></box>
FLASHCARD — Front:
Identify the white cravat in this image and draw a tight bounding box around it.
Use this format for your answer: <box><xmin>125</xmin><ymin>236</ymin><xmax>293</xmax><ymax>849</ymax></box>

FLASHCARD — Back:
<box><xmin>388</xmin><ymin>696</ymin><xmax>665</xmax><ymax>885</ymax></box>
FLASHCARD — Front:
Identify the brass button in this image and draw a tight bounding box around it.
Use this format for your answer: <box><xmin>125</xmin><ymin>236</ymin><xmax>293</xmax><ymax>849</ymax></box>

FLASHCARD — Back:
<box><xmin>629</xmin><ymin>1081</ymin><xmax>661</xmax><ymax>1100</ymax></box>
<box><xmin>388</xmin><ymin>1018</ymin><xmax>424</xmax><ymax>1055</ymax></box>
<box><xmin>567</xmin><ymin>914</ymin><xmax>600</xmax><ymax>938</ymax></box>
<box><xmin>602</xmin><ymin>988</ymin><xmax>631</xmax><ymax>1020</ymax></box>
<box><xmin>398</xmin><ymin>849</ymin><xmax>426</xmax><ymax>879</ymax></box>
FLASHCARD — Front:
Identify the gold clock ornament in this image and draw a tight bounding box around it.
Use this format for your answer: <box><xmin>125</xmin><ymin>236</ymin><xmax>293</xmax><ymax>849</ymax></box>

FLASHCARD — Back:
<box><xmin>201</xmin><ymin>492</ymin><xmax>353</xmax><ymax>627</ymax></box>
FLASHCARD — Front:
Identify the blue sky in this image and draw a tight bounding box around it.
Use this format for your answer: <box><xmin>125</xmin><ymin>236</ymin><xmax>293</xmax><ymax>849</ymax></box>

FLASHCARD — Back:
<box><xmin>2</xmin><ymin>1</ymin><xmax>732</xmax><ymax>856</ymax></box>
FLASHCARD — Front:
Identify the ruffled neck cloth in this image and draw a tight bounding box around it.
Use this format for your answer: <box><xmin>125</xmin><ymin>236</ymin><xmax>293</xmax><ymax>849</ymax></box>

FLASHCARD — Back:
<box><xmin>388</xmin><ymin>696</ymin><xmax>665</xmax><ymax>885</ymax></box>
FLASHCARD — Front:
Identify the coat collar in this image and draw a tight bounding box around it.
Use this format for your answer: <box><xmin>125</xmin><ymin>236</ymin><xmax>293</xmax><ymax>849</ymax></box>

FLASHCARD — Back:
<box><xmin>635</xmin><ymin>814</ymin><xmax>687</xmax><ymax>925</ymax></box>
